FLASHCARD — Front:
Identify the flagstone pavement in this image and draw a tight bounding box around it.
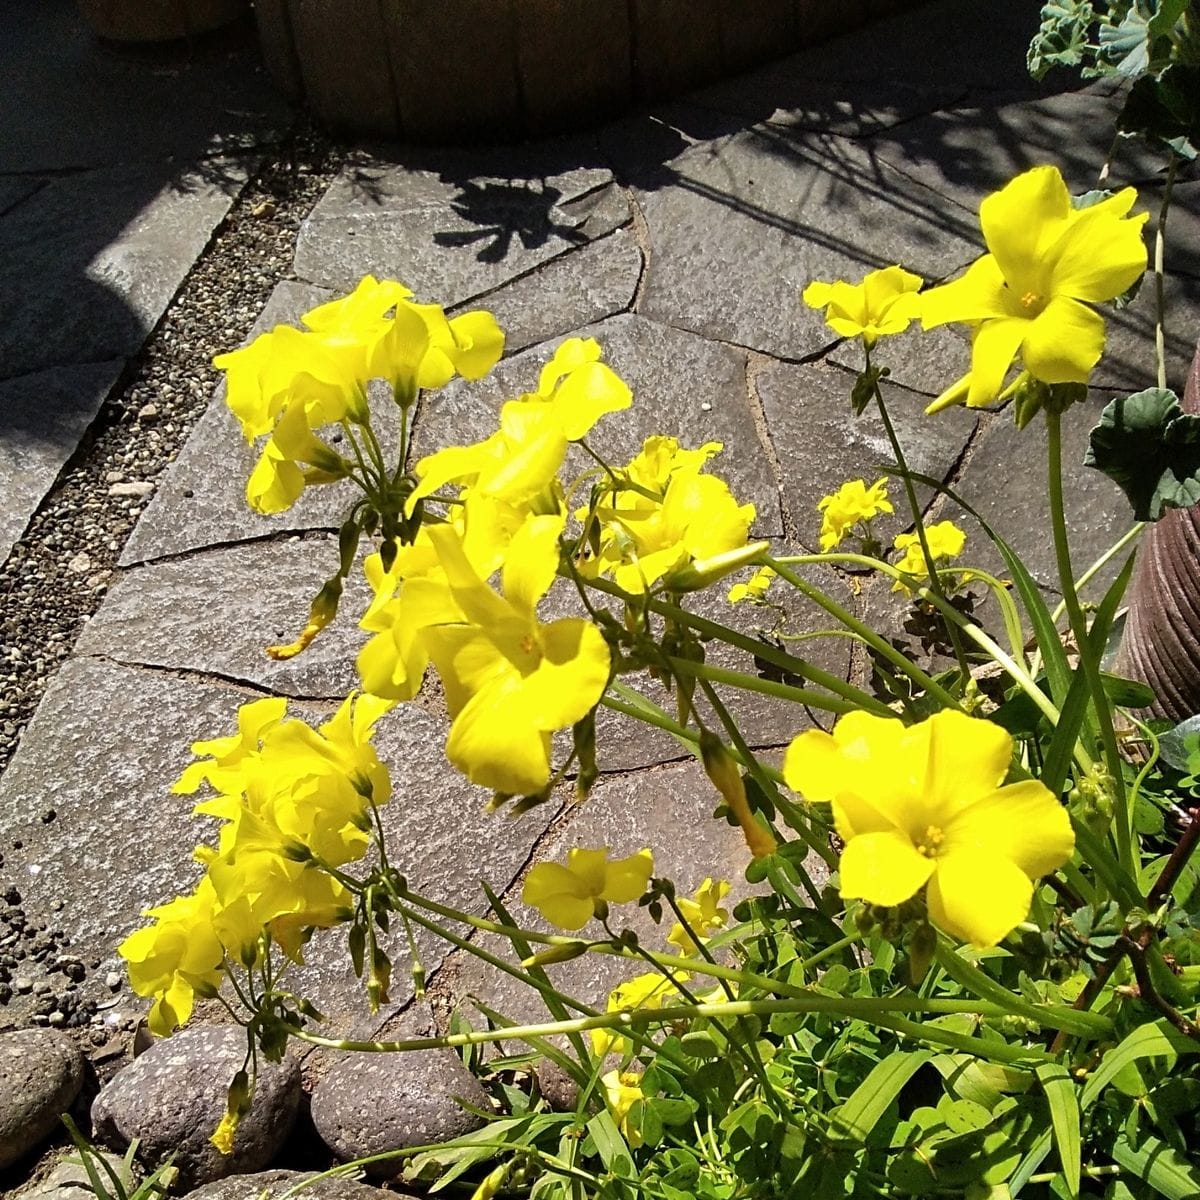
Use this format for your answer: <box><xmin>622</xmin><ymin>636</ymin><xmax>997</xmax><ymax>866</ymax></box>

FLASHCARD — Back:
<box><xmin>1</xmin><ymin>0</ymin><xmax>1197</xmax><ymax>1054</ymax></box>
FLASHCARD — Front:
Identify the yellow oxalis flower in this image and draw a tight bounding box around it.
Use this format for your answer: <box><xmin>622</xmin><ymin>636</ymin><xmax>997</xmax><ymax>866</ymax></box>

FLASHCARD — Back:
<box><xmin>727</xmin><ymin>564</ymin><xmax>775</xmax><ymax>605</ymax></box>
<box><xmin>783</xmin><ymin>710</ymin><xmax>1074</xmax><ymax>946</ymax></box>
<box><xmin>592</xmin><ymin>970</ymin><xmax>690</xmax><ymax>1057</ymax></box>
<box><xmin>119</xmin><ymin>877</ymin><xmax>225</xmax><ymax>1036</ymax></box>
<box><xmin>421</xmin><ymin>514</ymin><xmax>611</xmax><ymax>795</ymax></box>
<box><xmin>921</xmin><ymin>165</ymin><xmax>1148</xmax><ymax>410</ymax></box>
<box><xmin>803</xmin><ymin>266</ymin><xmax>923</xmax><ymax>346</ymax></box>
<box><xmin>408</xmin><ymin>337</ymin><xmax>631</xmax><ymax>511</ymax></box>
<box><xmin>667</xmin><ymin>877</ymin><xmax>731</xmax><ymax>956</ymax></box>
<box><xmin>602</xmin><ymin>1070</ymin><xmax>646</xmax><ymax>1147</ymax></box>
<box><xmin>817</xmin><ymin>477</ymin><xmax>894</xmax><ymax>552</ymax></box>
<box><xmin>579</xmin><ymin>436</ymin><xmax>761</xmax><ymax>594</ymax></box>
<box><xmin>891</xmin><ymin>519</ymin><xmax>966</xmax><ymax>592</ymax></box>
<box><xmin>523</xmin><ymin>846</ymin><xmax>654</xmax><ymax>931</ymax></box>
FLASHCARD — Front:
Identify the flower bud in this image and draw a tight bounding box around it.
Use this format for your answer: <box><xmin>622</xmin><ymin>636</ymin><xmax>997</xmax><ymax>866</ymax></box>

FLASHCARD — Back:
<box><xmin>700</xmin><ymin>730</ymin><xmax>777</xmax><ymax>859</ymax></box>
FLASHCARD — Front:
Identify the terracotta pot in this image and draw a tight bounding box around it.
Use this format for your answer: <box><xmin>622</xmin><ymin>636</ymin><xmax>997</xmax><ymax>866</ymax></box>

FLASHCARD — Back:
<box><xmin>1115</xmin><ymin>337</ymin><xmax>1200</xmax><ymax>721</ymax></box>
<box><xmin>77</xmin><ymin>0</ymin><xmax>246</xmax><ymax>42</ymax></box>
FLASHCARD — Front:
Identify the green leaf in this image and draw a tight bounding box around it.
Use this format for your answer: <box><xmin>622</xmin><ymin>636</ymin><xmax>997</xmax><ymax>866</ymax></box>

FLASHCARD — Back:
<box><xmin>1158</xmin><ymin>713</ymin><xmax>1200</xmax><ymax>772</ymax></box>
<box><xmin>1036</xmin><ymin>1063</ymin><xmax>1081</xmax><ymax>1197</ymax></box>
<box><xmin>1086</xmin><ymin>387</ymin><xmax>1200</xmax><ymax>520</ymax></box>
<box><xmin>851</xmin><ymin>364</ymin><xmax>889</xmax><ymax>417</ymax></box>
<box><xmin>1081</xmin><ymin>1020</ymin><xmax>1200</xmax><ymax>1109</ymax></box>
<box><xmin>1084</xmin><ymin>386</ymin><xmax>1200</xmax><ymax>518</ymax></box>
<box><xmin>1027</xmin><ymin>0</ymin><xmax>1099</xmax><ymax>78</ymax></box>
<box><xmin>587</xmin><ymin>1111</ymin><xmax>635</xmax><ymax>1180</ymax></box>
<box><xmin>1118</xmin><ymin>62</ymin><xmax>1200</xmax><ymax>158</ymax></box>
<box><xmin>1111</xmin><ymin>1132</ymin><xmax>1200</xmax><ymax>1198</ymax></box>
<box><xmin>831</xmin><ymin>1050</ymin><xmax>931</xmax><ymax>1141</ymax></box>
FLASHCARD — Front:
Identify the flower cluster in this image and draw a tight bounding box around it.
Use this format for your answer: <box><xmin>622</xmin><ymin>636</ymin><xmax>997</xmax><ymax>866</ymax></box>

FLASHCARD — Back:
<box><xmin>891</xmin><ymin>519</ymin><xmax>967</xmax><ymax>593</ymax></box>
<box><xmin>120</xmin><ymin>694</ymin><xmax>391</xmax><ymax>1034</ymax></box>
<box><xmin>215</xmin><ymin>276</ymin><xmax>504</xmax><ymax>514</ymax></box>
<box><xmin>816</xmin><ymin>477</ymin><xmax>894</xmax><ymax>552</ymax></box>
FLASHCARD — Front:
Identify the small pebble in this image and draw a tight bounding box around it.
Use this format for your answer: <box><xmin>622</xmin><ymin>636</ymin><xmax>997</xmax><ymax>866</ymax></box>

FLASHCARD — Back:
<box><xmin>107</xmin><ymin>481</ymin><xmax>154</xmax><ymax>498</ymax></box>
<box><xmin>105</xmin><ymin>971</ymin><xmax>122</xmax><ymax>990</ymax></box>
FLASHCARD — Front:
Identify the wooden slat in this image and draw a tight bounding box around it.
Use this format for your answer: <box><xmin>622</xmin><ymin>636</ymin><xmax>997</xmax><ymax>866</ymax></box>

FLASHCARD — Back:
<box><xmin>632</xmin><ymin>0</ymin><xmax>723</xmax><ymax>99</ymax></box>
<box><xmin>721</xmin><ymin>0</ymin><xmax>797</xmax><ymax>74</ymax></box>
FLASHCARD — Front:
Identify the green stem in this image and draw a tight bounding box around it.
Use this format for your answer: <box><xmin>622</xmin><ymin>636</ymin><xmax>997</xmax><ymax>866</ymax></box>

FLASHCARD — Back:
<box><xmin>762</xmin><ymin>556</ymin><xmax>960</xmax><ymax>711</ymax></box>
<box><xmin>1155</xmin><ymin>157</ymin><xmax>1178</xmax><ymax>391</ymax></box>
<box><xmin>581</xmin><ymin>575</ymin><xmax>895</xmax><ymax>717</ymax></box>
<box><xmin>666</xmin><ymin>655</ymin><xmax>862</xmax><ymax>717</ymax></box>
<box><xmin>289</xmin><ymin>995</ymin><xmax>1062</xmax><ymax>1063</ymax></box>
<box><xmin>869</xmin><ymin>367</ymin><xmax>972</xmax><ymax>681</ymax></box>
<box><xmin>1045</xmin><ymin>408</ymin><xmax>1133</xmax><ymax>874</ymax></box>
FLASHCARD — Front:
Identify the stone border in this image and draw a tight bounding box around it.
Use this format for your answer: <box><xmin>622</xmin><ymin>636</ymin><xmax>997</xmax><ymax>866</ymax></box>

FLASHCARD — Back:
<box><xmin>253</xmin><ymin>0</ymin><xmax>926</xmax><ymax>141</ymax></box>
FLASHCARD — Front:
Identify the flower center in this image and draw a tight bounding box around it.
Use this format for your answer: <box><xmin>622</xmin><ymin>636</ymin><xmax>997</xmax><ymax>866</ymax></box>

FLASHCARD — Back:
<box><xmin>917</xmin><ymin>825</ymin><xmax>945</xmax><ymax>857</ymax></box>
<box><xmin>1019</xmin><ymin>290</ymin><xmax>1043</xmax><ymax>311</ymax></box>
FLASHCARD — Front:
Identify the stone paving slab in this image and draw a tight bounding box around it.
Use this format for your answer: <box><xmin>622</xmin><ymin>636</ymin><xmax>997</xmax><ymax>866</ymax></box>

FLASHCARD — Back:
<box><xmin>613</xmin><ymin>122</ymin><xmax>984</xmax><ymax>364</ymax></box>
<box><xmin>457</xmin><ymin>228</ymin><xmax>643</xmax><ymax>357</ymax></box>
<box><xmin>293</xmin><ymin>146</ymin><xmax>630</xmax><ymax>302</ymax></box>
<box><xmin>0</xmin><ymin>159</ymin><xmax>253</xmax><ymax>382</ymax></box>
<box><xmin>2</xmin><ymin>2</ymin><xmax>290</xmax><ymax>175</ymax></box>
<box><xmin>0</xmin><ymin>360</ymin><xmax>125</xmax><ymax>565</ymax></box>
<box><xmin>410</xmin><ymin>312</ymin><xmax>783</xmax><ymax>537</ymax></box>
<box><xmin>756</xmin><ymin>359</ymin><xmax>977</xmax><ymax>546</ymax></box>
<box><xmin>435</xmin><ymin>756</ymin><xmax>829</xmax><ymax>1035</ymax></box>
<box><xmin>0</xmin><ymin>657</ymin><xmax>559</xmax><ymax>1030</ymax></box>
<box><xmin>76</xmin><ymin>536</ymin><xmax>372</xmax><ymax>700</ymax></box>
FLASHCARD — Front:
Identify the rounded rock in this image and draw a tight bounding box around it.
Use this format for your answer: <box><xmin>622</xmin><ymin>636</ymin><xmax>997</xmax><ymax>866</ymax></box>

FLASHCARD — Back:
<box><xmin>90</xmin><ymin>1025</ymin><xmax>300</xmax><ymax>1188</ymax></box>
<box><xmin>0</xmin><ymin>1027</ymin><xmax>86</xmax><ymax>1168</ymax></box>
<box><xmin>311</xmin><ymin>1047</ymin><xmax>489</xmax><ymax>1175</ymax></box>
<box><xmin>186</xmin><ymin>1168</ymin><xmax>409</xmax><ymax>1199</ymax></box>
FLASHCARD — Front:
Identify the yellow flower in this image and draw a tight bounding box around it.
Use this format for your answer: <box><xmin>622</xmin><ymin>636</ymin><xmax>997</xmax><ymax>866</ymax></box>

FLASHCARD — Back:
<box><xmin>119</xmin><ymin>878</ymin><xmax>225</xmax><ymax>1036</ymax></box>
<box><xmin>244</xmin><ymin>399</ymin><xmax>349</xmax><ymax>515</ymax></box>
<box><xmin>408</xmin><ymin>337</ymin><xmax>631</xmax><ymax>511</ymax></box>
<box><xmin>727</xmin><ymin>564</ymin><xmax>775</xmax><ymax>605</ymax></box>
<box><xmin>209</xmin><ymin>1107</ymin><xmax>239</xmax><ymax>1156</ymax></box>
<box><xmin>591</xmin><ymin>970</ymin><xmax>689</xmax><ymax>1057</ymax></box>
<box><xmin>802</xmin><ymin>266</ymin><xmax>923</xmax><ymax>346</ymax></box>
<box><xmin>783</xmin><ymin>710</ymin><xmax>1074</xmax><ymax>946</ymax></box>
<box><xmin>667</xmin><ymin>878</ymin><xmax>731</xmax><ymax>956</ymax></box>
<box><xmin>817</xmin><ymin>478</ymin><xmax>894</xmax><ymax>552</ymax></box>
<box><xmin>921</xmin><ymin>165</ymin><xmax>1148</xmax><ymax>410</ymax></box>
<box><xmin>891</xmin><ymin>520</ymin><xmax>966</xmax><ymax>592</ymax></box>
<box><xmin>579</xmin><ymin>436</ymin><xmax>760</xmax><ymax>594</ymax></box>
<box><xmin>421</xmin><ymin>514</ymin><xmax>611</xmax><ymax>795</ymax></box>
<box><xmin>523</xmin><ymin>847</ymin><xmax>654</xmax><ymax>931</ymax></box>
<box><xmin>602</xmin><ymin>1070</ymin><xmax>645</xmax><ymax>1146</ymax></box>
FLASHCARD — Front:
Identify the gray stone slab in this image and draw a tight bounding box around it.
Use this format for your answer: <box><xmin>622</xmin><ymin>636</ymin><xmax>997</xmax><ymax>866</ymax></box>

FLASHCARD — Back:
<box><xmin>622</xmin><ymin>123</ymin><xmax>984</xmax><ymax>361</ymax></box>
<box><xmin>455</xmin><ymin>229</ymin><xmax>643</xmax><ymax>356</ymax></box>
<box><xmin>0</xmin><ymin>177</ymin><xmax>41</xmax><ymax>219</ymax></box>
<box><xmin>293</xmin><ymin>147</ymin><xmax>630</xmax><ymax>303</ymax></box>
<box><xmin>435</xmin><ymin>757</ymin><xmax>830</xmax><ymax>1034</ymax></box>
<box><xmin>688</xmin><ymin>65</ymin><xmax>966</xmax><ymax>138</ymax></box>
<box><xmin>2</xmin><ymin>0</ymin><xmax>291</xmax><ymax>174</ymax></box>
<box><xmin>77</xmin><ymin>536</ymin><xmax>372</xmax><ymax>698</ymax></box>
<box><xmin>944</xmin><ymin>396</ymin><xmax>1136</xmax><ymax>599</ymax></box>
<box><xmin>0</xmin><ymin>360</ymin><xmax>124</xmax><ymax>567</ymax></box>
<box><xmin>409</xmin><ymin>312</ymin><xmax>783</xmax><ymax>536</ymax></box>
<box><xmin>0</xmin><ymin>658</ymin><xmax>558</xmax><ymax>1031</ymax></box>
<box><xmin>866</xmin><ymin>88</ymin><xmax>1167</xmax><ymax>215</ymax></box>
<box><xmin>1156</xmin><ymin>181</ymin><xmax>1200</xmax><ymax>281</ymax></box>
<box><xmin>756</xmin><ymin>359</ymin><xmax>978</xmax><ymax>548</ymax></box>
<box><xmin>0</xmin><ymin>159</ymin><xmax>252</xmax><ymax>381</ymax></box>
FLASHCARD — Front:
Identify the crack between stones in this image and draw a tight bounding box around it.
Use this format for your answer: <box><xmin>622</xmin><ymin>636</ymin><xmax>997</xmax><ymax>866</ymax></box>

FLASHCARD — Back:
<box><xmin>120</xmin><ymin>526</ymin><xmax>339</xmax><ymax>572</ymax></box>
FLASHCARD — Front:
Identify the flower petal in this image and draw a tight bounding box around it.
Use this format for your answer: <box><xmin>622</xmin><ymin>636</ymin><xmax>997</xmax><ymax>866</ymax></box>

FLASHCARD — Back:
<box><xmin>445</xmin><ymin>674</ymin><xmax>553</xmax><ymax>794</ymax></box>
<box><xmin>979</xmin><ymin>165</ymin><xmax>1071</xmax><ymax>293</ymax></box>
<box><xmin>501</xmin><ymin>515</ymin><xmax>565</xmax><ymax>617</ymax></box>
<box><xmin>921</xmin><ymin>256</ymin><xmax>1014</xmax><ymax>328</ymax></box>
<box><xmin>927</xmin><ymin>847</ymin><xmax>1034</xmax><ymax>946</ymax></box>
<box><xmin>943</xmin><ymin>780</ymin><xmax>1075</xmax><ymax>879</ymax></box>
<box><xmin>600</xmin><ymin>849</ymin><xmax>655</xmax><ymax>902</ymax></box>
<box><xmin>838</xmin><ymin>830</ymin><xmax>934</xmax><ymax>907</ymax></box>
<box><xmin>902</xmin><ymin>710</ymin><xmax>1013</xmax><ymax>819</ymax></box>
<box><xmin>966</xmin><ymin>317</ymin><xmax>1028</xmax><ymax>407</ymax></box>
<box><xmin>1020</xmin><ymin>296</ymin><xmax>1105</xmax><ymax>384</ymax></box>
<box><xmin>1049</xmin><ymin>195</ymin><xmax>1148</xmax><ymax>303</ymax></box>
<box><xmin>518</xmin><ymin>618</ymin><xmax>611</xmax><ymax>731</ymax></box>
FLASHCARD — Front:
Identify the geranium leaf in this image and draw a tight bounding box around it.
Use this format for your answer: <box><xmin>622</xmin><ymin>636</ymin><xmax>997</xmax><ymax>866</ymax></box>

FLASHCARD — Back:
<box><xmin>1085</xmin><ymin>387</ymin><xmax>1200</xmax><ymax>520</ymax></box>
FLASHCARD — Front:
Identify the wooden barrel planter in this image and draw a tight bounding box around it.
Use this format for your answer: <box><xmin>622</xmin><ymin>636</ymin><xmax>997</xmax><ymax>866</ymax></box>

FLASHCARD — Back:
<box><xmin>252</xmin><ymin>0</ymin><xmax>920</xmax><ymax>142</ymax></box>
<box><xmin>78</xmin><ymin>0</ymin><xmax>247</xmax><ymax>41</ymax></box>
<box><xmin>1116</xmin><ymin>337</ymin><xmax>1200</xmax><ymax>722</ymax></box>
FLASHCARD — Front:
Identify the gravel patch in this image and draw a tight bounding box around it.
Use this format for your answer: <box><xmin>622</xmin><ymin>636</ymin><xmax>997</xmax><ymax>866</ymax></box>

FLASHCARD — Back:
<box><xmin>0</xmin><ymin>124</ymin><xmax>341</xmax><ymax>776</ymax></box>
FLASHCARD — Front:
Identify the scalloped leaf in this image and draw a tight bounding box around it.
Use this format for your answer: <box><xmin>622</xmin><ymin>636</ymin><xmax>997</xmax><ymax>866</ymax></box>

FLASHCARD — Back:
<box><xmin>1085</xmin><ymin>387</ymin><xmax>1200</xmax><ymax>520</ymax></box>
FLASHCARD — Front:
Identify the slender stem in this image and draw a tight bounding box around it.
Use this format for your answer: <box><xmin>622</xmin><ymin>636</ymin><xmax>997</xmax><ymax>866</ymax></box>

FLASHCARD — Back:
<box><xmin>580</xmin><ymin>575</ymin><xmax>895</xmax><ymax>717</ymax></box>
<box><xmin>1155</xmin><ymin>158</ymin><xmax>1179</xmax><ymax>391</ymax></box>
<box><xmin>870</xmin><ymin>369</ymin><xmax>972</xmax><ymax>679</ymax></box>
<box><xmin>1045</xmin><ymin>409</ymin><xmax>1133</xmax><ymax>872</ymax></box>
<box><xmin>762</xmin><ymin>556</ymin><xmax>960</xmax><ymax>710</ymax></box>
<box><xmin>666</xmin><ymin>655</ymin><xmax>863</xmax><ymax>717</ymax></box>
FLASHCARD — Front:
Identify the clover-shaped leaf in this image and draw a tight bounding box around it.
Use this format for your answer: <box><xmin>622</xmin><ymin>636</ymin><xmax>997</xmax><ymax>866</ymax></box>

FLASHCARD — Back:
<box><xmin>1085</xmin><ymin>387</ymin><xmax>1200</xmax><ymax>520</ymax></box>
